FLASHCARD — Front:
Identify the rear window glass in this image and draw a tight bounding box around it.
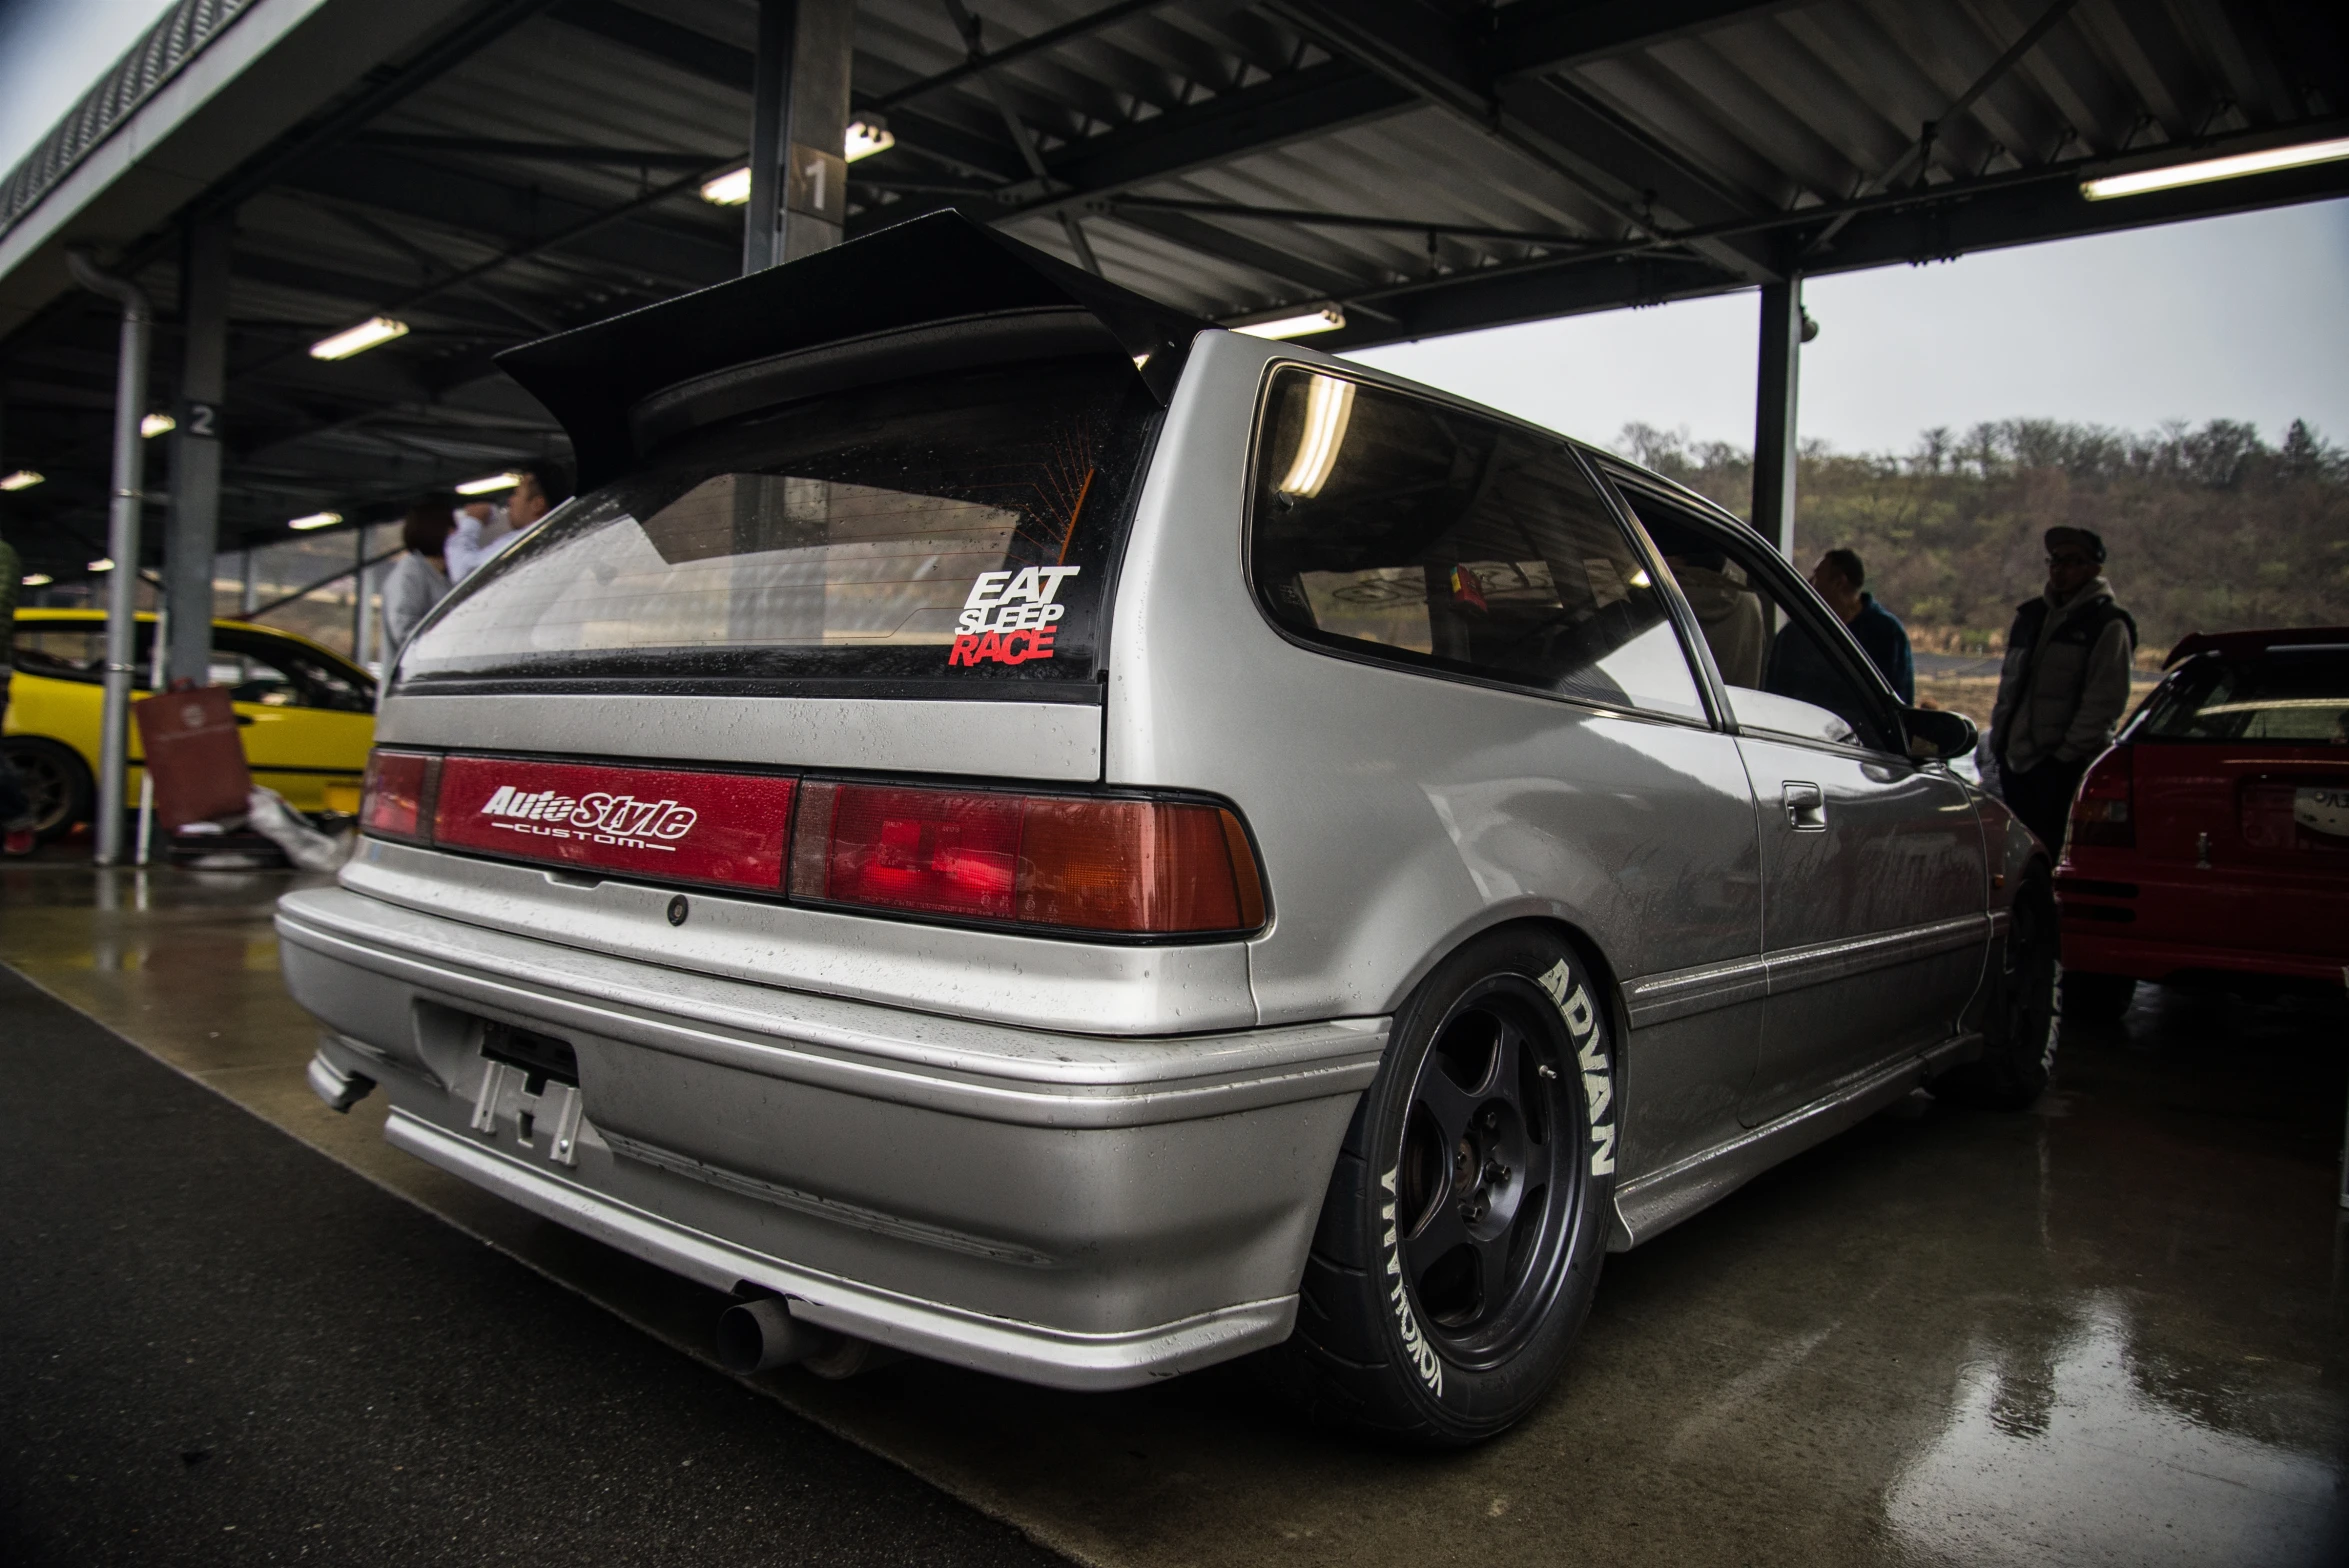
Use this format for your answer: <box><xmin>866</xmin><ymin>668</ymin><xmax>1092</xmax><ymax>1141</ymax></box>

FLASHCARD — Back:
<box><xmin>1248</xmin><ymin>368</ymin><xmax>1704</xmax><ymax>720</ymax></box>
<box><xmin>2135</xmin><ymin>648</ymin><xmax>2349</xmax><ymax>743</ymax></box>
<box><xmin>399</xmin><ymin>357</ymin><xmax>1158</xmax><ymax>692</ymax></box>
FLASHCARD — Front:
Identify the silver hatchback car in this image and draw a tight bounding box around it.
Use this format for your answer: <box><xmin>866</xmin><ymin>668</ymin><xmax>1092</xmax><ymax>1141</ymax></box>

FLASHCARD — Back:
<box><xmin>281</xmin><ymin>214</ymin><xmax>2053</xmax><ymax>1446</ymax></box>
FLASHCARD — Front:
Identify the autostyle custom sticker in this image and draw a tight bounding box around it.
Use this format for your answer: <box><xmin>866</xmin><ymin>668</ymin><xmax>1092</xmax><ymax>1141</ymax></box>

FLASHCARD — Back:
<box><xmin>1537</xmin><ymin>960</ymin><xmax>1615</xmax><ymax>1177</ymax></box>
<box><xmin>1379</xmin><ymin>1165</ymin><xmax>1445</xmax><ymax>1396</ymax></box>
<box><xmin>948</xmin><ymin>565</ymin><xmax>1081</xmax><ymax>667</ymax></box>
<box><xmin>432</xmin><ymin>757</ymin><xmax>796</xmax><ymax>886</ymax></box>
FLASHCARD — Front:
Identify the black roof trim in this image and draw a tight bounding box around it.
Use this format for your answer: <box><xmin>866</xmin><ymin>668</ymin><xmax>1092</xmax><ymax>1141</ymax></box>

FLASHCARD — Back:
<box><xmin>496</xmin><ymin>211</ymin><xmax>1211</xmax><ymax>489</ymax></box>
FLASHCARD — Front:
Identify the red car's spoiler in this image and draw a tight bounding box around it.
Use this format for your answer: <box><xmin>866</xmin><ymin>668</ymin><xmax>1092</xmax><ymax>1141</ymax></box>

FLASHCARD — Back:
<box><xmin>2163</xmin><ymin>626</ymin><xmax>2349</xmax><ymax>668</ymax></box>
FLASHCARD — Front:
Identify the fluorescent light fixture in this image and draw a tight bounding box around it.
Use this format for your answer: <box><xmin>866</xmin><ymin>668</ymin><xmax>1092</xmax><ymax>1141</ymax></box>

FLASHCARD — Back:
<box><xmin>88</xmin><ymin>558</ymin><xmax>115</xmax><ymax>572</ymax></box>
<box><xmin>455</xmin><ymin>471</ymin><xmax>520</xmax><ymax>496</ymax></box>
<box><xmin>21</xmin><ymin>572</ymin><xmax>52</xmax><ymax>587</ymax></box>
<box><xmin>701</xmin><ymin>166</ymin><xmax>752</xmax><ymax>206</ymax></box>
<box><xmin>1276</xmin><ymin>374</ymin><xmax>1356</xmax><ymax>499</ymax></box>
<box><xmin>309</xmin><ymin>316</ymin><xmax>410</xmax><ymax>360</ymax></box>
<box><xmin>845</xmin><ymin>119</ymin><xmax>895</xmax><ymax>162</ymax></box>
<box><xmin>1235</xmin><ymin>307</ymin><xmax>1346</xmax><ymax>340</ymax></box>
<box><xmin>2082</xmin><ymin>135</ymin><xmax>2349</xmax><ymax>200</ymax></box>
<box><xmin>0</xmin><ymin>469</ymin><xmax>42</xmax><ymax>491</ymax></box>
<box><xmin>141</xmin><ymin>411</ymin><xmax>176</xmax><ymax>438</ymax></box>
<box><xmin>288</xmin><ymin>510</ymin><xmax>343</xmax><ymax>531</ymax></box>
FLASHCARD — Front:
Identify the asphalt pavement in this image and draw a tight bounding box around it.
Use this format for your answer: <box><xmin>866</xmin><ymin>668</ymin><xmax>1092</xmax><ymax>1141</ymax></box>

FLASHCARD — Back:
<box><xmin>0</xmin><ymin>964</ymin><xmax>1068</xmax><ymax>1567</ymax></box>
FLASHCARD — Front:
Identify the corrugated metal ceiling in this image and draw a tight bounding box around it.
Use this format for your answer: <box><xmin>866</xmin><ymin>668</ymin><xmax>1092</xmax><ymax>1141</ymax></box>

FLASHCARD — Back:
<box><xmin>0</xmin><ymin>0</ymin><xmax>2342</xmax><ymax>578</ymax></box>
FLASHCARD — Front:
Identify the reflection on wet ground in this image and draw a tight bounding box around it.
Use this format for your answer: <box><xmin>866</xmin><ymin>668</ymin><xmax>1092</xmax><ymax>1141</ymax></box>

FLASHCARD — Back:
<box><xmin>4</xmin><ymin>859</ymin><xmax>2344</xmax><ymax>1567</ymax></box>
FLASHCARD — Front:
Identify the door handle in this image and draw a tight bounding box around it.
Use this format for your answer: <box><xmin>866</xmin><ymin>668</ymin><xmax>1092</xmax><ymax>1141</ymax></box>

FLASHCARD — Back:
<box><xmin>1782</xmin><ymin>781</ymin><xmax>1826</xmax><ymax>831</ymax></box>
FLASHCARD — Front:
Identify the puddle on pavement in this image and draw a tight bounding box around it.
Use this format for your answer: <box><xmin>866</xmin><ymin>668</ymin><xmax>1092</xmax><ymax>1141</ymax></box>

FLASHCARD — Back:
<box><xmin>1886</xmin><ymin>1295</ymin><xmax>2344</xmax><ymax>1567</ymax></box>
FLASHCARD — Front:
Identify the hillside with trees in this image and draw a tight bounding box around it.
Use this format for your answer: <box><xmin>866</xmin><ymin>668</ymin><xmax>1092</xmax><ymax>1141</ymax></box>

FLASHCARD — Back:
<box><xmin>1614</xmin><ymin>417</ymin><xmax>2349</xmax><ymax>660</ymax></box>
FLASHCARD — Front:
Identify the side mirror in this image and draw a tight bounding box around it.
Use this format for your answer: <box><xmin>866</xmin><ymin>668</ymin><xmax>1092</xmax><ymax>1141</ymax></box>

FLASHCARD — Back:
<box><xmin>1903</xmin><ymin>706</ymin><xmax>1978</xmax><ymax>762</ymax></box>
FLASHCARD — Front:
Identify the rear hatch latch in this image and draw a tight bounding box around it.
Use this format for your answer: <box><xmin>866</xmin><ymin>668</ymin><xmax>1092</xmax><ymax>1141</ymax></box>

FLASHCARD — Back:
<box><xmin>469</xmin><ymin>1020</ymin><xmax>585</xmax><ymax>1167</ymax></box>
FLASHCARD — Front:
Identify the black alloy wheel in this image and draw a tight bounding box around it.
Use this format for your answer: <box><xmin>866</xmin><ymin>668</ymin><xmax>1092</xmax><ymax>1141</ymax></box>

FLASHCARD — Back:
<box><xmin>0</xmin><ymin>737</ymin><xmax>92</xmax><ymax>841</ymax></box>
<box><xmin>1393</xmin><ymin>981</ymin><xmax>1578</xmax><ymax>1365</ymax></box>
<box><xmin>1261</xmin><ymin>926</ymin><xmax>1613</xmax><ymax>1447</ymax></box>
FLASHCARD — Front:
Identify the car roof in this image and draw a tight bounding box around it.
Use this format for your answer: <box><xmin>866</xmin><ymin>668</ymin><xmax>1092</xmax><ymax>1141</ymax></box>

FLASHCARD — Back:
<box><xmin>2163</xmin><ymin>626</ymin><xmax>2349</xmax><ymax>667</ymax></box>
<box><xmin>12</xmin><ymin>608</ymin><xmax>368</xmax><ymax>671</ymax></box>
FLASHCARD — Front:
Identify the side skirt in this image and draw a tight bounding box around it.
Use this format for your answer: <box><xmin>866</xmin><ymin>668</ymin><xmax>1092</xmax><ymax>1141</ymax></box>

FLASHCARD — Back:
<box><xmin>1607</xmin><ymin>1032</ymin><xmax>1981</xmax><ymax>1250</ymax></box>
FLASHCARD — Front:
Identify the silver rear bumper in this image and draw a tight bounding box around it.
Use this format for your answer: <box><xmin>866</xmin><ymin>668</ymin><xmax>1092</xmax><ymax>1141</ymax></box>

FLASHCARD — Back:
<box><xmin>276</xmin><ymin>886</ymin><xmax>1385</xmax><ymax>1389</ymax></box>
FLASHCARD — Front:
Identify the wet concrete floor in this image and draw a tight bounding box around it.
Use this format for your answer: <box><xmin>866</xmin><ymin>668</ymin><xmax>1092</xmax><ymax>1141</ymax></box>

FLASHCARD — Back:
<box><xmin>4</xmin><ymin>858</ymin><xmax>2346</xmax><ymax>1567</ymax></box>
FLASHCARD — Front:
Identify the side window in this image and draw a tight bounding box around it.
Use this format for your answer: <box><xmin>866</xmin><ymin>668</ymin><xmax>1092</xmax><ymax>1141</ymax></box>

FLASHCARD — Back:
<box><xmin>12</xmin><ymin>624</ymin><xmax>155</xmax><ymax>686</ymax></box>
<box><xmin>1250</xmin><ymin>369</ymin><xmax>1705</xmax><ymax>721</ymax></box>
<box><xmin>1626</xmin><ymin>492</ymin><xmax>1895</xmax><ymax>751</ymax></box>
<box><xmin>212</xmin><ymin>635</ymin><xmax>373</xmax><ymax>712</ymax></box>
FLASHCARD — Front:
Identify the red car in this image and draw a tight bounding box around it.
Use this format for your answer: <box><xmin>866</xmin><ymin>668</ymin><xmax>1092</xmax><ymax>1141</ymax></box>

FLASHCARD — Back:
<box><xmin>2057</xmin><ymin>627</ymin><xmax>2349</xmax><ymax>1020</ymax></box>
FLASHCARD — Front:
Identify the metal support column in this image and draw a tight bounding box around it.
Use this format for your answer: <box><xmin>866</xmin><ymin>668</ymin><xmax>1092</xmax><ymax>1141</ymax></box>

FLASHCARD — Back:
<box><xmin>164</xmin><ymin>216</ymin><xmax>231</xmax><ymax>688</ymax></box>
<box><xmin>1753</xmin><ymin>276</ymin><xmax>1804</xmax><ymax>562</ymax></box>
<box><xmin>743</xmin><ymin>0</ymin><xmax>854</xmax><ymax>273</ymax></box>
<box><xmin>65</xmin><ymin>250</ymin><xmax>152</xmax><ymax>867</ymax></box>
<box><xmin>353</xmin><ymin>526</ymin><xmax>376</xmax><ymax>668</ymax></box>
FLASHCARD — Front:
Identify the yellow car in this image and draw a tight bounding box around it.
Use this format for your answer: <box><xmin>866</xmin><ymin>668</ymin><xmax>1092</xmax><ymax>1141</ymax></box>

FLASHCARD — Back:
<box><xmin>4</xmin><ymin>609</ymin><xmax>375</xmax><ymax>838</ymax></box>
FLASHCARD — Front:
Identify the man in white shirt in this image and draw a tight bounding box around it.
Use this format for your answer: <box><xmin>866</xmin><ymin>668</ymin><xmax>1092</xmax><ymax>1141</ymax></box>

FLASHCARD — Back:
<box><xmin>447</xmin><ymin>463</ymin><xmax>569</xmax><ymax>582</ymax></box>
<box><xmin>442</xmin><ymin>500</ymin><xmax>508</xmax><ymax>583</ymax></box>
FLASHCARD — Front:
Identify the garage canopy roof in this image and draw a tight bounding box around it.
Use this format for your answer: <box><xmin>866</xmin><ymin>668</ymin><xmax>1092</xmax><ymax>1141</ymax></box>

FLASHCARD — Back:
<box><xmin>0</xmin><ymin>0</ymin><xmax>2343</xmax><ymax>580</ymax></box>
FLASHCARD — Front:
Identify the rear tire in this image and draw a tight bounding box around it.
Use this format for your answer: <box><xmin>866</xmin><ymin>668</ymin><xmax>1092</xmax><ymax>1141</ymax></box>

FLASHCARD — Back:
<box><xmin>2061</xmin><ymin>970</ymin><xmax>2136</xmax><ymax>1026</ymax></box>
<box><xmin>0</xmin><ymin>737</ymin><xmax>93</xmax><ymax>842</ymax></box>
<box><xmin>1260</xmin><ymin>927</ymin><xmax>1615</xmax><ymax>1447</ymax></box>
<box><xmin>1935</xmin><ymin>876</ymin><xmax>2059</xmax><ymax>1110</ymax></box>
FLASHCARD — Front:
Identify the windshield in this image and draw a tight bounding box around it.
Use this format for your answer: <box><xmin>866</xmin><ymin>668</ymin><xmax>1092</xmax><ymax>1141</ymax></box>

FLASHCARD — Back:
<box><xmin>398</xmin><ymin>356</ymin><xmax>1158</xmax><ymax>694</ymax></box>
<box><xmin>2134</xmin><ymin>647</ymin><xmax>2349</xmax><ymax>744</ymax></box>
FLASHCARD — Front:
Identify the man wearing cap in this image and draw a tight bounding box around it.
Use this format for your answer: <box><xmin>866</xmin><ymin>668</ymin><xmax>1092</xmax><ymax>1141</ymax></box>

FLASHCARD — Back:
<box><xmin>1989</xmin><ymin>526</ymin><xmax>2137</xmax><ymax>852</ymax></box>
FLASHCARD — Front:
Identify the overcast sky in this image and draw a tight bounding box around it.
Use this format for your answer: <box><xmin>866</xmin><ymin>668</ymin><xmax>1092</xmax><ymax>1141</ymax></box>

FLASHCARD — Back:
<box><xmin>5</xmin><ymin>0</ymin><xmax>2344</xmax><ymax>460</ymax></box>
<box><xmin>1357</xmin><ymin>198</ymin><xmax>2349</xmax><ymax>458</ymax></box>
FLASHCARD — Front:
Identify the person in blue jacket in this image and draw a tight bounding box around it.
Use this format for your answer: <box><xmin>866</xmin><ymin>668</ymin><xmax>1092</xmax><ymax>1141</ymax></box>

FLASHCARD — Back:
<box><xmin>1809</xmin><ymin>547</ymin><xmax>1915</xmax><ymax>703</ymax></box>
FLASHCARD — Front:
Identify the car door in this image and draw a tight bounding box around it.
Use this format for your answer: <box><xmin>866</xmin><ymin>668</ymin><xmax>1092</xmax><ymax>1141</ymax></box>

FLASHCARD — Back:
<box><xmin>1237</xmin><ymin>376</ymin><xmax>1767</xmax><ymax>1178</ymax></box>
<box><xmin>209</xmin><ymin>629</ymin><xmax>375</xmax><ymax>812</ymax></box>
<box><xmin>1620</xmin><ymin>489</ymin><xmax>1988</xmax><ymax>1127</ymax></box>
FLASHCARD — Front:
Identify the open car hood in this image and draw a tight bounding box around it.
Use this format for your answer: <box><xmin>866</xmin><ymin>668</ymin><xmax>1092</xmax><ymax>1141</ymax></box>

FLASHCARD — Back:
<box><xmin>495</xmin><ymin>212</ymin><xmax>1210</xmax><ymax>489</ymax></box>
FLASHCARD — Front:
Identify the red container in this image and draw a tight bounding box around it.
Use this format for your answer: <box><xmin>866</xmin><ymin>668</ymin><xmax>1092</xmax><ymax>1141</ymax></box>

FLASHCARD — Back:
<box><xmin>132</xmin><ymin>685</ymin><xmax>253</xmax><ymax>831</ymax></box>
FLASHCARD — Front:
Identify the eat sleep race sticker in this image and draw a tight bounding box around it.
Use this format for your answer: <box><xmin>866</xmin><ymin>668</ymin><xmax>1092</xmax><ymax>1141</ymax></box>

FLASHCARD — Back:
<box><xmin>948</xmin><ymin>565</ymin><xmax>1080</xmax><ymax>668</ymax></box>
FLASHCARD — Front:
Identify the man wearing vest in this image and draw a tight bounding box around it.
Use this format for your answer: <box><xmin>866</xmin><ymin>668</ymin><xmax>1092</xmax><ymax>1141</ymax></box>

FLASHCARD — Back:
<box><xmin>1989</xmin><ymin>526</ymin><xmax>2137</xmax><ymax>853</ymax></box>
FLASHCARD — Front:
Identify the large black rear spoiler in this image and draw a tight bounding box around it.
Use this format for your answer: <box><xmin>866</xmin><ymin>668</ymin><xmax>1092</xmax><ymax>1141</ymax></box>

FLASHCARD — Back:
<box><xmin>497</xmin><ymin>212</ymin><xmax>1211</xmax><ymax>489</ymax></box>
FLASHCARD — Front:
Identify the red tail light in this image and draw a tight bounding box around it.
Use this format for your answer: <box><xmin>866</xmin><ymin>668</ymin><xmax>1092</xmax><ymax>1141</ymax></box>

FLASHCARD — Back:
<box><xmin>792</xmin><ymin>781</ymin><xmax>1267</xmax><ymax>934</ymax></box>
<box><xmin>2070</xmin><ymin>746</ymin><xmax>2134</xmax><ymax>850</ymax></box>
<box><xmin>361</xmin><ymin>750</ymin><xmax>1267</xmax><ymax>938</ymax></box>
<box><xmin>359</xmin><ymin>749</ymin><xmax>436</xmax><ymax>842</ymax></box>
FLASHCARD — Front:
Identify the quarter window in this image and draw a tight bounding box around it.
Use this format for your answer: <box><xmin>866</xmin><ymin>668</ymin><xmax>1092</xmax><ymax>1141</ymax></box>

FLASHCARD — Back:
<box><xmin>1249</xmin><ymin>369</ymin><xmax>1705</xmax><ymax>721</ymax></box>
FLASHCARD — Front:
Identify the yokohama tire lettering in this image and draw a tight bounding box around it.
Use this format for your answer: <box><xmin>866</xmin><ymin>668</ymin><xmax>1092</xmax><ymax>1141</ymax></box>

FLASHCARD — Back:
<box><xmin>1379</xmin><ymin>1165</ymin><xmax>1445</xmax><ymax>1396</ymax></box>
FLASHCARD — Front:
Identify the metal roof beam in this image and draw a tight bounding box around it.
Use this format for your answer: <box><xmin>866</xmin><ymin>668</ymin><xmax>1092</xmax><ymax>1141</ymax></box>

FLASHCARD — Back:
<box><xmin>348</xmin><ymin>134</ymin><xmax>724</xmax><ymax>168</ymax></box>
<box><xmin>1022</xmin><ymin>61</ymin><xmax>1411</xmax><ymax>211</ymax></box>
<box><xmin>872</xmin><ymin>0</ymin><xmax>1181</xmax><ymax>111</ymax></box>
<box><xmin>1097</xmin><ymin>206</ymin><xmax>1373</xmax><ymax>302</ymax></box>
<box><xmin>277</xmin><ymin>147</ymin><xmax>737</xmax><ymax>292</ymax></box>
<box><xmin>1263</xmin><ymin>0</ymin><xmax>1781</xmax><ymax>281</ymax></box>
<box><xmin>546</xmin><ymin>0</ymin><xmax>1027</xmax><ymax>183</ymax></box>
<box><xmin>1486</xmin><ymin>1</ymin><xmax>1806</xmax><ymax>78</ymax></box>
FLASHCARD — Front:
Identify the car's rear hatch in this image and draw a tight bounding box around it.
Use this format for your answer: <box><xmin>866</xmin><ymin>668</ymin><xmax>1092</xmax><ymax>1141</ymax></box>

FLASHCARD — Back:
<box><xmin>2114</xmin><ymin>642</ymin><xmax>2349</xmax><ymax>959</ymax></box>
<box><xmin>348</xmin><ymin>216</ymin><xmax>1260</xmax><ymax>1030</ymax></box>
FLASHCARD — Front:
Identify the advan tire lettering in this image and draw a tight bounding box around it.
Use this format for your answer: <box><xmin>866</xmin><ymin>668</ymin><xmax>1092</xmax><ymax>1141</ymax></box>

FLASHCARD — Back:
<box><xmin>1536</xmin><ymin>959</ymin><xmax>1615</xmax><ymax>1176</ymax></box>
